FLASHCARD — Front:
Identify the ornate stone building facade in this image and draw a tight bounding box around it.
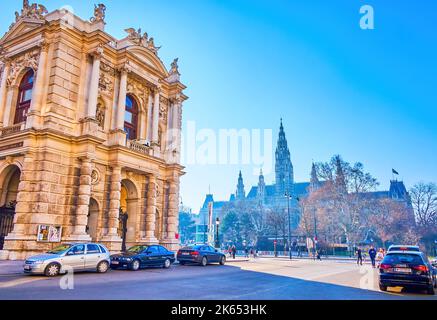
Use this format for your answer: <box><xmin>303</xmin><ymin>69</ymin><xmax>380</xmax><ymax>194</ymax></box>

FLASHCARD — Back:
<box><xmin>0</xmin><ymin>2</ymin><xmax>187</xmax><ymax>260</ymax></box>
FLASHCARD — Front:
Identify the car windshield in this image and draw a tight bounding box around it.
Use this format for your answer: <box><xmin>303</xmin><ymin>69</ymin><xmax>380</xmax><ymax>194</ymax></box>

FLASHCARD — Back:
<box><xmin>383</xmin><ymin>253</ymin><xmax>423</xmax><ymax>265</ymax></box>
<box><xmin>127</xmin><ymin>245</ymin><xmax>148</xmax><ymax>253</ymax></box>
<box><xmin>47</xmin><ymin>244</ymin><xmax>73</xmax><ymax>254</ymax></box>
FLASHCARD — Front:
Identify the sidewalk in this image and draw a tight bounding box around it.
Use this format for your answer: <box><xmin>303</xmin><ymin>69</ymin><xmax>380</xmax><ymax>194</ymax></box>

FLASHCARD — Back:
<box><xmin>258</xmin><ymin>255</ymin><xmax>374</xmax><ymax>263</ymax></box>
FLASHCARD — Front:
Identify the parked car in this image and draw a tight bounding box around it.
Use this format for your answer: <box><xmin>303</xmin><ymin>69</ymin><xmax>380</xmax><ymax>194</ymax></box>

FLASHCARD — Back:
<box><xmin>379</xmin><ymin>251</ymin><xmax>437</xmax><ymax>295</ymax></box>
<box><xmin>110</xmin><ymin>245</ymin><xmax>175</xmax><ymax>271</ymax></box>
<box><xmin>387</xmin><ymin>245</ymin><xmax>420</xmax><ymax>253</ymax></box>
<box><xmin>24</xmin><ymin>243</ymin><xmax>110</xmax><ymax>277</ymax></box>
<box><xmin>177</xmin><ymin>244</ymin><xmax>226</xmax><ymax>266</ymax></box>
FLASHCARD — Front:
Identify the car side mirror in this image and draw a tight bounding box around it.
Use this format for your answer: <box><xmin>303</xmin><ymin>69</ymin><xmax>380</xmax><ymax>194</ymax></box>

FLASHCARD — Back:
<box><xmin>67</xmin><ymin>251</ymin><xmax>74</xmax><ymax>256</ymax></box>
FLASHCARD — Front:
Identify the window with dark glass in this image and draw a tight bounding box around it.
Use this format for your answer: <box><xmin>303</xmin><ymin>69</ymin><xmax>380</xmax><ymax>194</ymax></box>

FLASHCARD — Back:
<box><xmin>14</xmin><ymin>69</ymin><xmax>34</xmax><ymax>124</ymax></box>
<box><xmin>124</xmin><ymin>95</ymin><xmax>138</xmax><ymax>140</ymax></box>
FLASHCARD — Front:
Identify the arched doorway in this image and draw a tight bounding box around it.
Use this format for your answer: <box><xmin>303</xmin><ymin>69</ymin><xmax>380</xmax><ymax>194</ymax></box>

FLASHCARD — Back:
<box><xmin>86</xmin><ymin>198</ymin><xmax>99</xmax><ymax>241</ymax></box>
<box><xmin>119</xmin><ymin>179</ymin><xmax>138</xmax><ymax>251</ymax></box>
<box><xmin>0</xmin><ymin>165</ymin><xmax>21</xmax><ymax>250</ymax></box>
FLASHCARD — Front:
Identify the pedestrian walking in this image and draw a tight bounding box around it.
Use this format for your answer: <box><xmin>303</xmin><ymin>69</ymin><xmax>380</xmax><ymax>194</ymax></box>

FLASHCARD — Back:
<box><xmin>356</xmin><ymin>248</ymin><xmax>363</xmax><ymax>266</ymax></box>
<box><xmin>316</xmin><ymin>250</ymin><xmax>322</xmax><ymax>261</ymax></box>
<box><xmin>368</xmin><ymin>246</ymin><xmax>377</xmax><ymax>268</ymax></box>
<box><xmin>232</xmin><ymin>245</ymin><xmax>236</xmax><ymax>259</ymax></box>
<box><xmin>376</xmin><ymin>248</ymin><xmax>384</xmax><ymax>267</ymax></box>
<box><xmin>244</xmin><ymin>247</ymin><xmax>249</xmax><ymax>258</ymax></box>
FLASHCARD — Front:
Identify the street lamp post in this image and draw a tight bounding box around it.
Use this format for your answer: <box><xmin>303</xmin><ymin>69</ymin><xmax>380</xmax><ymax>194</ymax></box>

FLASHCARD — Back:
<box><xmin>215</xmin><ymin>217</ymin><xmax>220</xmax><ymax>249</ymax></box>
<box><xmin>285</xmin><ymin>191</ymin><xmax>292</xmax><ymax>260</ymax></box>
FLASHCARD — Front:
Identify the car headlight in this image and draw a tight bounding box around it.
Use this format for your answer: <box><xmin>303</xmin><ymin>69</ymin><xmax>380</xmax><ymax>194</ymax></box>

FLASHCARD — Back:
<box><xmin>124</xmin><ymin>258</ymin><xmax>132</xmax><ymax>262</ymax></box>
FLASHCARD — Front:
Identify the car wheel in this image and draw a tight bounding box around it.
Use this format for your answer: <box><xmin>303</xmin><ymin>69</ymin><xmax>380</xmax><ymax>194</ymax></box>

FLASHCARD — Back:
<box><xmin>427</xmin><ymin>285</ymin><xmax>435</xmax><ymax>295</ymax></box>
<box><xmin>379</xmin><ymin>284</ymin><xmax>387</xmax><ymax>292</ymax></box>
<box><xmin>163</xmin><ymin>258</ymin><xmax>171</xmax><ymax>269</ymax></box>
<box><xmin>219</xmin><ymin>256</ymin><xmax>226</xmax><ymax>265</ymax></box>
<box><xmin>130</xmin><ymin>259</ymin><xmax>141</xmax><ymax>271</ymax></box>
<box><xmin>44</xmin><ymin>263</ymin><xmax>60</xmax><ymax>277</ymax></box>
<box><xmin>200</xmin><ymin>256</ymin><xmax>208</xmax><ymax>267</ymax></box>
<box><xmin>97</xmin><ymin>261</ymin><xmax>109</xmax><ymax>273</ymax></box>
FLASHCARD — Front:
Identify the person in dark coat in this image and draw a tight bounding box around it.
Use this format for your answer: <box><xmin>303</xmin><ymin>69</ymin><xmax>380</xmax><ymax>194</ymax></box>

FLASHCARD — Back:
<box><xmin>356</xmin><ymin>248</ymin><xmax>363</xmax><ymax>266</ymax></box>
<box><xmin>231</xmin><ymin>245</ymin><xmax>236</xmax><ymax>259</ymax></box>
<box><xmin>368</xmin><ymin>246</ymin><xmax>377</xmax><ymax>268</ymax></box>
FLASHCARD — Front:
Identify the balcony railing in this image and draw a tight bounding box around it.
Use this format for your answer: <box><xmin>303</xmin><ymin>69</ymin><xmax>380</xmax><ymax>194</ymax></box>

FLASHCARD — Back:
<box><xmin>0</xmin><ymin>123</ymin><xmax>24</xmax><ymax>137</ymax></box>
<box><xmin>127</xmin><ymin>140</ymin><xmax>152</xmax><ymax>156</ymax></box>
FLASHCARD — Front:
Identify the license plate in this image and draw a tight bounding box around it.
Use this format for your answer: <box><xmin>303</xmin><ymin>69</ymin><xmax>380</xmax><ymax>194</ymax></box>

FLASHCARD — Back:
<box><xmin>394</xmin><ymin>268</ymin><xmax>411</xmax><ymax>273</ymax></box>
<box><xmin>24</xmin><ymin>265</ymin><xmax>31</xmax><ymax>270</ymax></box>
<box><xmin>182</xmin><ymin>252</ymin><xmax>189</xmax><ymax>255</ymax></box>
<box><xmin>111</xmin><ymin>261</ymin><xmax>119</xmax><ymax>265</ymax></box>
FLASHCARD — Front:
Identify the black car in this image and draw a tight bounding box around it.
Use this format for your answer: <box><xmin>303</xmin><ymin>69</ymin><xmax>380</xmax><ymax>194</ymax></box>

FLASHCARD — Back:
<box><xmin>379</xmin><ymin>251</ymin><xmax>437</xmax><ymax>295</ymax></box>
<box><xmin>177</xmin><ymin>244</ymin><xmax>226</xmax><ymax>266</ymax></box>
<box><xmin>110</xmin><ymin>245</ymin><xmax>176</xmax><ymax>271</ymax></box>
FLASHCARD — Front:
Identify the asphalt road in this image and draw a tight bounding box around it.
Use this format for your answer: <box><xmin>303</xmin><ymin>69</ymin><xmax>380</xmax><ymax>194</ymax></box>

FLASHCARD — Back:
<box><xmin>0</xmin><ymin>258</ymin><xmax>435</xmax><ymax>300</ymax></box>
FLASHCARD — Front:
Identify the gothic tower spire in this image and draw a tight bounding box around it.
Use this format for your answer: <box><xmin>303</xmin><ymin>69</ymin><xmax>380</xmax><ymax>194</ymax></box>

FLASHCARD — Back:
<box><xmin>236</xmin><ymin>170</ymin><xmax>246</xmax><ymax>200</ymax></box>
<box><xmin>310</xmin><ymin>162</ymin><xmax>320</xmax><ymax>192</ymax></box>
<box><xmin>257</xmin><ymin>168</ymin><xmax>266</xmax><ymax>203</ymax></box>
<box><xmin>275</xmin><ymin>119</ymin><xmax>294</xmax><ymax>197</ymax></box>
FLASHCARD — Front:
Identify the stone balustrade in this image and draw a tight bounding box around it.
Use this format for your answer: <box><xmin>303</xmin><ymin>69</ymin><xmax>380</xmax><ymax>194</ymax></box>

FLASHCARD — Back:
<box><xmin>127</xmin><ymin>139</ymin><xmax>152</xmax><ymax>156</ymax></box>
<box><xmin>0</xmin><ymin>123</ymin><xmax>24</xmax><ymax>137</ymax></box>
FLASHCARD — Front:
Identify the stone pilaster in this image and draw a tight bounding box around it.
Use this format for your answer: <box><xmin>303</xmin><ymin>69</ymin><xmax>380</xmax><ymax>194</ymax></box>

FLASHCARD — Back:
<box><xmin>116</xmin><ymin>66</ymin><xmax>129</xmax><ymax>130</ymax></box>
<box><xmin>152</xmin><ymin>88</ymin><xmax>160</xmax><ymax>143</ymax></box>
<box><xmin>146</xmin><ymin>91</ymin><xmax>153</xmax><ymax>141</ymax></box>
<box><xmin>2</xmin><ymin>85</ymin><xmax>17</xmax><ymax>126</ymax></box>
<box><xmin>86</xmin><ymin>46</ymin><xmax>103</xmax><ymax>119</ymax></box>
<box><xmin>0</xmin><ymin>60</ymin><xmax>10</xmax><ymax>127</ymax></box>
<box><xmin>26</xmin><ymin>40</ymin><xmax>49</xmax><ymax>129</ymax></box>
<box><xmin>142</xmin><ymin>175</ymin><xmax>158</xmax><ymax>244</ymax></box>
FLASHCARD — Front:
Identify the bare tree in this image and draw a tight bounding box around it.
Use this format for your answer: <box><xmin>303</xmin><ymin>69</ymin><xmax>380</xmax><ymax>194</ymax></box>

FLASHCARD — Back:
<box><xmin>410</xmin><ymin>182</ymin><xmax>437</xmax><ymax>229</ymax></box>
<box><xmin>313</xmin><ymin>155</ymin><xmax>380</xmax><ymax>251</ymax></box>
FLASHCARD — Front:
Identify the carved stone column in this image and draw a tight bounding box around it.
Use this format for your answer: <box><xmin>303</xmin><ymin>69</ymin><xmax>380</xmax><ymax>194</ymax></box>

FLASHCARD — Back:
<box><xmin>2</xmin><ymin>85</ymin><xmax>17</xmax><ymax>126</ymax></box>
<box><xmin>99</xmin><ymin>166</ymin><xmax>122</xmax><ymax>251</ymax></box>
<box><xmin>26</xmin><ymin>40</ymin><xmax>49</xmax><ymax>129</ymax></box>
<box><xmin>86</xmin><ymin>45</ymin><xmax>103</xmax><ymax>119</ymax></box>
<box><xmin>152</xmin><ymin>87</ymin><xmax>160</xmax><ymax>143</ymax></box>
<box><xmin>70</xmin><ymin>158</ymin><xmax>93</xmax><ymax>240</ymax></box>
<box><xmin>164</xmin><ymin>176</ymin><xmax>180</xmax><ymax>250</ymax></box>
<box><xmin>116</xmin><ymin>66</ymin><xmax>129</xmax><ymax>130</ymax></box>
<box><xmin>0</xmin><ymin>60</ymin><xmax>10</xmax><ymax>127</ymax></box>
<box><xmin>143</xmin><ymin>175</ymin><xmax>158</xmax><ymax>244</ymax></box>
<box><xmin>108</xmin><ymin>166</ymin><xmax>122</xmax><ymax>236</ymax></box>
<box><xmin>146</xmin><ymin>91</ymin><xmax>153</xmax><ymax>141</ymax></box>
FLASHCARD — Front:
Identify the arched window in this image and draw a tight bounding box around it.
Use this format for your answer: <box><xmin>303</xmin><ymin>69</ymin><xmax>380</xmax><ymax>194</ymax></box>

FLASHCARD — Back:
<box><xmin>14</xmin><ymin>69</ymin><xmax>34</xmax><ymax>124</ymax></box>
<box><xmin>124</xmin><ymin>95</ymin><xmax>138</xmax><ymax>140</ymax></box>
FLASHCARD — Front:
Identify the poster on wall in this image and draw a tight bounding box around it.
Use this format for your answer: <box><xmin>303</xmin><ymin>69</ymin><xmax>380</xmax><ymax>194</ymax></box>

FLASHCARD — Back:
<box><xmin>37</xmin><ymin>225</ymin><xmax>62</xmax><ymax>242</ymax></box>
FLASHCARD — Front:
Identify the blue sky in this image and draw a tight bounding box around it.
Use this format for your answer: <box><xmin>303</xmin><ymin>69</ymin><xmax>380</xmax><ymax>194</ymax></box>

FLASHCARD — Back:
<box><xmin>2</xmin><ymin>0</ymin><xmax>437</xmax><ymax>211</ymax></box>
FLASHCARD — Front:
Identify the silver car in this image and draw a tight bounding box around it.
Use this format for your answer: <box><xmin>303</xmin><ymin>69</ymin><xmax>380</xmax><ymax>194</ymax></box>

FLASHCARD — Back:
<box><xmin>24</xmin><ymin>243</ymin><xmax>111</xmax><ymax>276</ymax></box>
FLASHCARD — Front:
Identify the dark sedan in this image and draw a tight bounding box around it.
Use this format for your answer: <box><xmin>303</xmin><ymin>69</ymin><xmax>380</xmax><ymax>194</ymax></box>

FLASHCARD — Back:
<box><xmin>110</xmin><ymin>245</ymin><xmax>175</xmax><ymax>271</ymax></box>
<box><xmin>177</xmin><ymin>244</ymin><xmax>226</xmax><ymax>266</ymax></box>
<box><xmin>379</xmin><ymin>251</ymin><xmax>437</xmax><ymax>295</ymax></box>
